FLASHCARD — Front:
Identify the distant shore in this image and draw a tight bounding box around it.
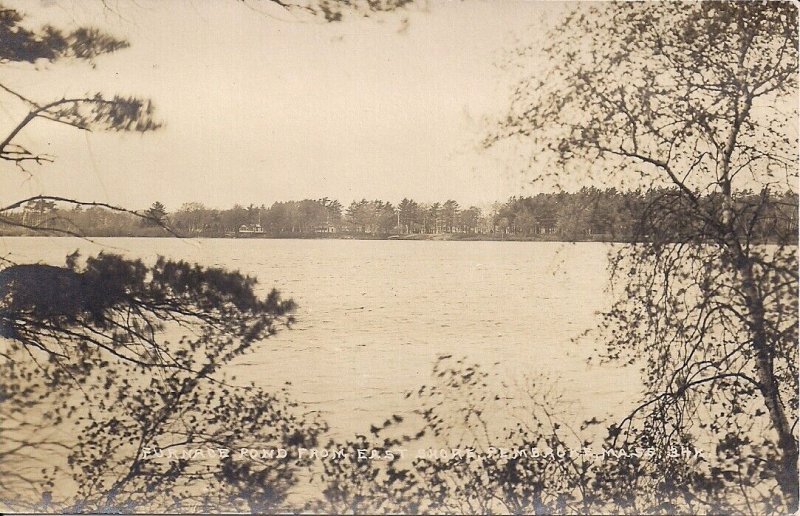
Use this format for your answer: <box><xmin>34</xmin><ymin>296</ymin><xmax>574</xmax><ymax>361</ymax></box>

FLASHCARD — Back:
<box><xmin>3</xmin><ymin>232</ymin><xmax>793</xmax><ymax>245</ymax></box>
<box><xmin>6</xmin><ymin>190</ymin><xmax>795</xmax><ymax>245</ymax></box>
<box><xmin>0</xmin><ymin>230</ymin><xmax>634</xmax><ymax>243</ymax></box>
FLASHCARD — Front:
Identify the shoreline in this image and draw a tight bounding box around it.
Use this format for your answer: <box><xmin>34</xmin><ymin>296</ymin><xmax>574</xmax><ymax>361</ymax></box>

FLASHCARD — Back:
<box><xmin>0</xmin><ymin>230</ymin><xmax>798</xmax><ymax>245</ymax></box>
<box><xmin>1</xmin><ymin>233</ymin><xmax>794</xmax><ymax>245</ymax></box>
<box><xmin>0</xmin><ymin>232</ymin><xmax>633</xmax><ymax>243</ymax></box>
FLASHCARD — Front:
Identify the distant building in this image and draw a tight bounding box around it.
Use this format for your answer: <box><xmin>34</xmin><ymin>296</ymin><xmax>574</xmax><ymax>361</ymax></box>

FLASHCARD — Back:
<box><xmin>238</xmin><ymin>224</ymin><xmax>264</xmax><ymax>234</ymax></box>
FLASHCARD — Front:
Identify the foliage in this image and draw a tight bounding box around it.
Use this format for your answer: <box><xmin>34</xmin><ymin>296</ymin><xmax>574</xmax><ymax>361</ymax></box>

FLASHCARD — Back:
<box><xmin>0</xmin><ymin>3</ymin><xmax>160</xmax><ymax>238</ymax></box>
<box><xmin>489</xmin><ymin>1</ymin><xmax>799</xmax><ymax>512</ymax></box>
<box><xmin>246</xmin><ymin>0</ymin><xmax>418</xmax><ymax>23</ymax></box>
<box><xmin>143</xmin><ymin>201</ymin><xmax>168</xmax><ymax>227</ymax></box>
<box><xmin>0</xmin><ymin>6</ymin><xmax>128</xmax><ymax>63</ymax></box>
<box><xmin>0</xmin><ymin>252</ymin><xmax>327</xmax><ymax>512</ymax></box>
<box><xmin>309</xmin><ymin>356</ymin><xmax>741</xmax><ymax>514</ymax></box>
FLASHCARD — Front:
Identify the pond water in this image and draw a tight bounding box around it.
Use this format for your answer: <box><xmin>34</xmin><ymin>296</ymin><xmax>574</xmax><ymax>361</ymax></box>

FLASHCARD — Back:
<box><xmin>1</xmin><ymin>237</ymin><xmax>642</xmax><ymax>438</ymax></box>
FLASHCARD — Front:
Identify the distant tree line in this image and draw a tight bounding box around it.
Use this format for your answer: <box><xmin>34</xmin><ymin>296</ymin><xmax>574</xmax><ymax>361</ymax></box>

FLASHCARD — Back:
<box><xmin>2</xmin><ymin>187</ymin><xmax>797</xmax><ymax>242</ymax></box>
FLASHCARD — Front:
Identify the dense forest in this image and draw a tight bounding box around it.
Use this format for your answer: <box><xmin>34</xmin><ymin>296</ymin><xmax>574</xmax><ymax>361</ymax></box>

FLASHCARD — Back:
<box><xmin>2</xmin><ymin>187</ymin><xmax>797</xmax><ymax>242</ymax></box>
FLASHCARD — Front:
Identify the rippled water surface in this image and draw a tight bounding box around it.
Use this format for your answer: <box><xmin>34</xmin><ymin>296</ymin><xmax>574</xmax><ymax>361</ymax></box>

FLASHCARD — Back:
<box><xmin>2</xmin><ymin>237</ymin><xmax>642</xmax><ymax>436</ymax></box>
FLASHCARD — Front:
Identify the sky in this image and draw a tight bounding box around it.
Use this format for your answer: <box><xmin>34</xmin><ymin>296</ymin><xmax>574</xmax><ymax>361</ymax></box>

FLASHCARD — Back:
<box><xmin>0</xmin><ymin>0</ymin><xmax>573</xmax><ymax>211</ymax></box>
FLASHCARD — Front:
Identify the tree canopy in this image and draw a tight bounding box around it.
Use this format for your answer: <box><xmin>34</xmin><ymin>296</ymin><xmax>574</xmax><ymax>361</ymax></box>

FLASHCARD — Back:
<box><xmin>490</xmin><ymin>1</ymin><xmax>799</xmax><ymax>512</ymax></box>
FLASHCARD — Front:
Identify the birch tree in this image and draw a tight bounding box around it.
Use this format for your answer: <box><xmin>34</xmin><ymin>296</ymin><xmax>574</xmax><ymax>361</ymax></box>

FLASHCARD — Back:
<box><xmin>490</xmin><ymin>2</ymin><xmax>798</xmax><ymax>511</ymax></box>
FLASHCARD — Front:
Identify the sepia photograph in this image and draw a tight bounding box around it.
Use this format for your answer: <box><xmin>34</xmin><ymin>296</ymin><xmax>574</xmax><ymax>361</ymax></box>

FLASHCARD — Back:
<box><xmin>0</xmin><ymin>0</ymin><xmax>797</xmax><ymax>514</ymax></box>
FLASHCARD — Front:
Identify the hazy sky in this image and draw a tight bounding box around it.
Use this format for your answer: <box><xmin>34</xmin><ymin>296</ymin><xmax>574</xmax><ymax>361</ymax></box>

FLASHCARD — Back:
<box><xmin>0</xmin><ymin>0</ymin><xmax>571</xmax><ymax>210</ymax></box>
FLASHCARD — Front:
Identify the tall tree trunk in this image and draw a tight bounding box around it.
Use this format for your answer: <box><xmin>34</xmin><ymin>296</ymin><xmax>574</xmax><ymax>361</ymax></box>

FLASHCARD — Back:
<box><xmin>720</xmin><ymin>125</ymin><xmax>797</xmax><ymax>508</ymax></box>
<box><xmin>739</xmin><ymin>256</ymin><xmax>799</xmax><ymax>511</ymax></box>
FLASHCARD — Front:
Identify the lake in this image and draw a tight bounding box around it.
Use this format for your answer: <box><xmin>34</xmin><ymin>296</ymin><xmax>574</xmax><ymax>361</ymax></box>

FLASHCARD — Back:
<box><xmin>1</xmin><ymin>237</ymin><xmax>642</xmax><ymax>439</ymax></box>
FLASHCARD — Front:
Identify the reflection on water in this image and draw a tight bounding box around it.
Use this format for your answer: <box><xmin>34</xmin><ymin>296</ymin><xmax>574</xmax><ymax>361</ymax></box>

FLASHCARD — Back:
<box><xmin>1</xmin><ymin>237</ymin><xmax>641</xmax><ymax>437</ymax></box>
